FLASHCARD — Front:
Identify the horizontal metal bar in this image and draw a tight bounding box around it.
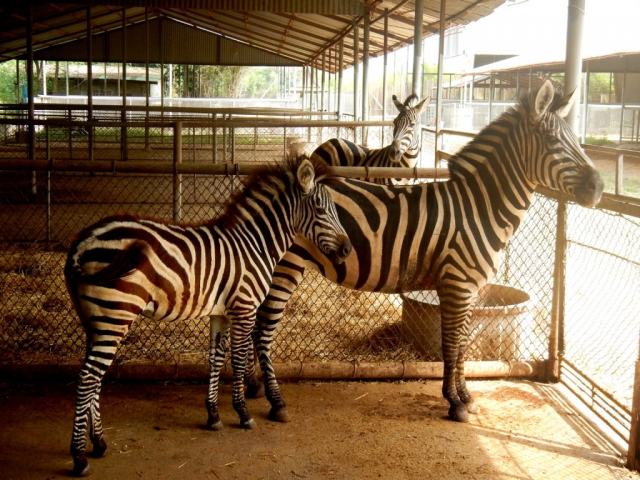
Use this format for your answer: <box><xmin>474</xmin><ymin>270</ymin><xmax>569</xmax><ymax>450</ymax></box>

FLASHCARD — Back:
<box><xmin>0</xmin><ymin>360</ymin><xmax>542</xmax><ymax>382</ymax></box>
<box><xmin>0</xmin><ymin>118</ymin><xmax>394</xmax><ymax>129</ymax></box>
<box><xmin>583</xmin><ymin>143</ymin><xmax>640</xmax><ymax>159</ymax></box>
<box><xmin>0</xmin><ymin>159</ymin><xmax>451</xmax><ymax>180</ymax></box>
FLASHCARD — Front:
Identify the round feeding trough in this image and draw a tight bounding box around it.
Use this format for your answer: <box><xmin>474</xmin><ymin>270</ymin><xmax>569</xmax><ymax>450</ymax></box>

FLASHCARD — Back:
<box><xmin>401</xmin><ymin>284</ymin><xmax>532</xmax><ymax>361</ymax></box>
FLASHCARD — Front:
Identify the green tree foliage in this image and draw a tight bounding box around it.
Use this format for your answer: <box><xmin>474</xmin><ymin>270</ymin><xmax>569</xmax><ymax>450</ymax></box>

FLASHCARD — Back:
<box><xmin>0</xmin><ymin>61</ymin><xmax>20</xmax><ymax>103</ymax></box>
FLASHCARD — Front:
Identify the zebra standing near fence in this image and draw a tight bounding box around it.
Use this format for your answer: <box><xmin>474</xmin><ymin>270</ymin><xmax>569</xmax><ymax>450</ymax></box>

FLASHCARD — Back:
<box><xmin>244</xmin><ymin>80</ymin><xmax>603</xmax><ymax>425</ymax></box>
<box><xmin>310</xmin><ymin>94</ymin><xmax>430</xmax><ymax>184</ymax></box>
<box><xmin>64</xmin><ymin>157</ymin><xmax>352</xmax><ymax>476</ymax></box>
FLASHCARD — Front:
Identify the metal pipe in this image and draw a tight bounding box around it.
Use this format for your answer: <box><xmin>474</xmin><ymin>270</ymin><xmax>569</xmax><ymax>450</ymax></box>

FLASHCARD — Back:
<box><xmin>628</xmin><ymin>359</ymin><xmax>640</xmax><ymax>471</ymax></box>
<box><xmin>564</xmin><ymin>0</ymin><xmax>586</xmax><ymax>131</ymax></box>
<box><xmin>46</xmin><ymin>125</ymin><xmax>51</xmax><ymax>241</ymax></box>
<box><xmin>619</xmin><ymin>59</ymin><xmax>627</xmax><ymax>146</ymax></box>
<box><xmin>382</xmin><ymin>9</ymin><xmax>389</xmax><ymax>122</ymax></box>
<box><xmin>581</xmin><ymin>61</ymin><xmax>589</xmax><ymax>143</ymax></box>
<box><xmin>489</xmin><ymin>72</ymin><xmax>494</xmax><ymax>123</ymax></box>
<box><xmin>121</xmin><ymin>6</ymin><xmax>128</xmax><ymax>160</ymax></box>
<box><xmin>27</xmin><ymin>4</ymin><xmax>36</xmax><ymax>199</ymax></box>
<box><xmin>86</xmin><ymin>4</ymin><xmax>93</xmax><ymax>161</ymax></box>
<box><xmin>412</xmin><ymin>0</ymin><xmax>423</xmax><ymax>97</ymax></box>
<box><xmin>433</xmin><ymin>0</ymin><xmax>446</xmax><ymax>166</ymax></box>
<box><xmin>321</xmin><ymin>51</ymin><xmax>326</xmax><ymax>112</ymax></box>
<box><xmin>353</xmin><ymin>21</ymin><xmax>359</xmax><ymax>123</ymax></box>
<box><xmin>145</xmin><ymin>7</ymin><xmax>150</xmax><ymax>149</ymax></box>
<box><xmin>173</xmin><ymin>122</ymin><xmax>182</xmax><ymax>222</ymax></box>
<box><xmin>362</xmin><ymin>11</ymin><xmax>370</xmax><ymax>123</ymax></box>
<box><xmin>337</xmin><ymin>40</ymin><xmax>344</xmax><ymax>120</ymax></box>
<box><xmin>548</xmin><ymin>199</ymin><xmax>567</xmax><ymax>382</ymax></box>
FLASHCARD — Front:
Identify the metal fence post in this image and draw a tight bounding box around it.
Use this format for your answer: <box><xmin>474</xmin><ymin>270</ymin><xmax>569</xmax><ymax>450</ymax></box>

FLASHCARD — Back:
<box><xmin>547</xmin><ymin>199</ymin><xmax>567</xmax><ymax>382</ymax></box>
<box><xmin>627</xmin><ymin>345</ymin><xmax>640</xmax><ymax>471</ymax></box>
<box><xmin>173</xmin><ymin>122</ymin><xmax>182</xmax><ymax>222</ymax></box>
<box><xmin>212</xmin><ymin>113</ymin><xmax>217</xmax><ymax>164</ymax></box>
<box><xmin>46</xmin><ymin>125</ymin><xmax>51</xmax><ymax>242</ymax></box>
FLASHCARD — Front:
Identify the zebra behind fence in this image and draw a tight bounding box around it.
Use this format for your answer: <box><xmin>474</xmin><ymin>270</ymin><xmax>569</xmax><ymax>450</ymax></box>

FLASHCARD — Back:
<box><xmin>64</xmin><ymin>157</ymin><xmax>352</xmax><ymax>476</ymax></box>
<box><xmin>310</xmin><ymin>94</ymin><xmax>430</xmax><ymax>184</ymax></box>
<box><xmin>246</xmin><ymin>80</ymin><xmax>604</xmax><ymax>424</ymax></box>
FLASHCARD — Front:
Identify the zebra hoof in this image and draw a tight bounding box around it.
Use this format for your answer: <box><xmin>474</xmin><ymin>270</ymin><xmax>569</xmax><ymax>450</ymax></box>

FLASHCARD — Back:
<box><xmin>269</xmin><ymin>406</ymin><xmax>290</xmax><ymax>423</ymax></box>
<box><xmin>91</xmin><ymin>438</ymin><xmax>107</xmax><ymax>457</ymax></box>
<box><xmin>245</xmin><ymin>382</ymin><xmax>265</xmax><ymax>399</ymax></box>
<box><xmin>240</xmin><ymin>418</ymin><xmax>257</xmax><ymax>429</ymax></box>
<box><xmin>465</xmin><ymin>401</ymin><xmax>479</xmax><ymax>415</ymax></box>
<box><xmin>448</xmin><ymin>405</ymin><xmax>470</xmax><ymax>423</ymax></box>
<box><xmin>71</xmin><ymin>456</ymin><xmax>91</xmax><ymax>477</ymax></box>
<box><xmin>208</xmin><ymin>419</ymin><xmax>224</xmax><ymax>431</ymax></box>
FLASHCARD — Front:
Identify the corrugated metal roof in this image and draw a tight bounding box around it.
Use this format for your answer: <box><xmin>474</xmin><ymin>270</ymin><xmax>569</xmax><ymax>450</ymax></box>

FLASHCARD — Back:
<box><xmin>0</xmin><ymin>0</ymin><xmax>508</xmax><ymax>70</ymax></box>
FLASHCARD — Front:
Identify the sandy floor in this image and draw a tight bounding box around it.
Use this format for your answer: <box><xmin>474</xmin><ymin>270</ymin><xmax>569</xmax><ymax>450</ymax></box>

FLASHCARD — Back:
<box><xmin>0</xmin><ymin>379</ymin><xmax>637</xmax><ymax>480</ymax></box>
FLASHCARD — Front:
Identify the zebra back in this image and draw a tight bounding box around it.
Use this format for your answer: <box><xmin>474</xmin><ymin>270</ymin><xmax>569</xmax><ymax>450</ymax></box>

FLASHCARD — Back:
<box><xmin>310</xmin><ymin>94</ymin><xmax>430</xmax><ymax>184</ymax></box>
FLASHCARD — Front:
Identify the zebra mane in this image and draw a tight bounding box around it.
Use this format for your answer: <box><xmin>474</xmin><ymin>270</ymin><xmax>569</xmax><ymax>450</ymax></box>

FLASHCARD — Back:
<box><xmin>217</xmin><ymin>156</ymin><xmax>338</xmax><ymax>230</ymax></box>
<box><xmin>403</xmin><ymin>94</ymin><xmax>420</xmax><ymax>108</ymax></box>
<box><xmin>447</xmin><ymin>85</ymin><xmax>568</xmax><ymax>182</ymax></box>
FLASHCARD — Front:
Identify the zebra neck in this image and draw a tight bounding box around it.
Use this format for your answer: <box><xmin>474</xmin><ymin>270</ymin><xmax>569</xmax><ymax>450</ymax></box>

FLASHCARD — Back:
<box><xmin>217</xmin><ymin>205</ymin><xmax>297</xmax><ymax>268</ymax></box>
<box><xmin>448</xmin><ymin>147</ymin><xmax>535</xmax><ymax>242</ymax></box>
<box><xmin>400</xmin><ymin>130</ymin><xmax>421</xmax><ymax>168</ymax></box>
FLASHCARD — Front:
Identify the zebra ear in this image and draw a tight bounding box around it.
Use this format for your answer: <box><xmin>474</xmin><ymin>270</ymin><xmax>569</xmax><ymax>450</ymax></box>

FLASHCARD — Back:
<box><xmin>416</xmin><ymin>95</ymin><xmax>431</xmax><ymax>114</ymax></box>
<box><xmin>555</xmin><ymin>87</ymin><xmax>578</xmax><ymax>118</ymax></box>
<box><xmin>532</xmin><ymin>79</ymin><xmax>555</xmax><ymax>121</ymax></box>
<box><xmin>392</xmin><ymin>95</ymin><xmax>404</xmax><ymax>111</ymax></box>
<box><xmin>297</xmin><ymin>159</ymin><xmax>316</xmax><ymax>195</ymax></box>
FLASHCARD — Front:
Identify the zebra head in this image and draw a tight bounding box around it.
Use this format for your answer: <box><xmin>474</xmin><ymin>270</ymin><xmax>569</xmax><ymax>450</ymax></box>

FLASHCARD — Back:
<box><xmin>523</xmin><ymin>79</ymin><xmax>603</xmax><ymax>207</ymax></box>
<box><xmin>295</xmin><ymin>159</ymin><xmax>352</xmax><ymax>264</ymax></box>
<box><xmin>389</xmin><ymin>94</ymin><xmax>430</xmax><ymax>164</ymax></box>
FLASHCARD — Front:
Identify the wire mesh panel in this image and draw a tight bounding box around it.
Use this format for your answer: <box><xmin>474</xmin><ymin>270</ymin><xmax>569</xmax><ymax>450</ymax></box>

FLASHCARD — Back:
<box><xmin>0</xmin><ymin>169</ymin><xmax>557</xmax><ymax>367</ymax></box>
<box><xmin>561</xmin><ymin>202</ymin><xmax>640</xmax><ymax>441</ymax></box>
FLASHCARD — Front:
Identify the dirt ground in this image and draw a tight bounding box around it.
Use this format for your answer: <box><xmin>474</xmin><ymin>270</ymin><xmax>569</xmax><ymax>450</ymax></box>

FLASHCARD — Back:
<box><xmin>0</xmin><ymin>379</ymin><xmax>637</xmax><ymax>480</ymax></box>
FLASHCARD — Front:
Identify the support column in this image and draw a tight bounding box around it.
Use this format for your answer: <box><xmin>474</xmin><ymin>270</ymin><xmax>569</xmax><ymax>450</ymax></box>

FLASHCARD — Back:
<box><xmin>564</xmin><ymin>0</ymin><xmax>586</xmax><ymax>131</ymax></box>
<box><xmin>362</xmin><ymin>11</ymin><xmax>370</xmax><ymax>123</ymax></box>
<box><xmin>433</xmin><ymin>0</ymin><xmax>446</xmax><ymax>164</ymax></box>
<box><xmin>337</xmin><ymin>40</ymin><xmax>344</xmax><ymax>120</ymax></box>
<box><xmin>86</xmin><ymin>5</ymin><xmax>93</xmax><ymax>160</ymax></box>
<box><xmin>321</xmin><ymin>51</ymin><xmax>326</xmax><ymax>112</ymax></box>
<box><xmin>353</xmin><ymin>21</ymin><xmax>359</xmax><ymax>122</ymax></box>
<box><xmin>145</xmin><ymin>7</ymin><xmax>150</xmax><ymax>149</ymax></box>
<box><xmin>412</xmin><ymin>0</ymin><xmax>423</xmax><ymax>97</ymax></box>
<box><xmin>121</xmin><ymin>6</ymin><xmax>128</xmax><ymax>160</ymax></box>
<box><xmin>27</xmin><ymin>5</ymin><xmax>36</xmax><ymax>199</ymax></box>
<box><xmin>581</xmin><ymin>61</ymin><xmax>590</xmax><ymax>143</ymax></box>
<box><xmin>382</xmin><ymin>9</ymin><xmax>389</xmax><ymax>121</ymax></box>
<box><xmin>627</xmin><ymin>355</ymin><xmax>640</xmax><ymax>471</ymax></box>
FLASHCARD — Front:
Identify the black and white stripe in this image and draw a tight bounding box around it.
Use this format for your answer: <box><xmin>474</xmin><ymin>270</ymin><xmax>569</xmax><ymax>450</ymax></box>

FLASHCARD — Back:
<box><xmin>248</xmin><ymin>80</ymin><xmax>604</xmax><ymax>424</ymax></box>
<box><xmin>65</xmin><ymin>157</ymin><xmax>352</xmax><ymax>476</ymax></box>
<box><xmin>310</xmin><ymin>94</ymin><xmax>430</xmax><ymax>184</ymax></box>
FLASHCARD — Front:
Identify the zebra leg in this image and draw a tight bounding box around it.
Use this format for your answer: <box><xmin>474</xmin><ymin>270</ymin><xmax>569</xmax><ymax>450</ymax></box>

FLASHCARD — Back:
<box><xmin>244</xmin><ymin>343</ymin><xmax>265</xmax><ymax>399</ymax></box>
<box><xmin>206</xmin><ymin>315</ymin><xmax>230</xmax><ymax>431</ymax></box>
<box><xmin>253</xmin><ymin>262</ymin><xmax>306</xmax><ymax>422</ymax></box>
<box><xmin>228</xmin><ymin>311</ymin><xmax>257</xmax><ymax>429</ymax></box>
<box><xmin>455</xmin><ymin>316</ymin><xmax>478</xmax><ymax>414</ymax></box>
<box><xmin>71</xmin><ymin>326</ymin><xmax>129</xmax><ymax>476</ymax></box>
<box><xmin>438</xmin><ymin>291</ymin><xmax>474</xmax><ymax>423</ymax></box>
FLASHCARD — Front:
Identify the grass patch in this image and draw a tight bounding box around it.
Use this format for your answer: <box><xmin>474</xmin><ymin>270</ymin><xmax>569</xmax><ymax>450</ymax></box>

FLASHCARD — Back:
<box><xmin>584</xmin><ymin>136</ymin><xmax>617</xmax><ymax>146</ymax></box>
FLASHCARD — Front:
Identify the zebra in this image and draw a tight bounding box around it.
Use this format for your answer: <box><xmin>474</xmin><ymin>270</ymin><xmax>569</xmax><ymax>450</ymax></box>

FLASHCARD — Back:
<box><xmin>245</xmin><ymin>79</ymin><xmax>604</xmax><ymax>425</ymax></box>
<box><xmin>64</xmin><ymin>157</ymin><xmax>352</xmax><ymax>476</ymax></box>
<box><xmin>309</xmin><ymin>94</ymin><xmax>430</xmax><ymax>184</ymax></box>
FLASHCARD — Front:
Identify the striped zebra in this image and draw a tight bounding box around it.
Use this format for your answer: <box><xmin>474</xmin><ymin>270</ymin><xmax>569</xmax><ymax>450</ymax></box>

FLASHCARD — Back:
<box><xmin>64</xmin><ymin>157</ymin><xmax>352</xmax><ymax>476</ymax></box>
<box><xmin>310</xmin><ymin>94</ymin><xmax>430</xmax><ymax>184</ymax></box>
<box><xmin>246</xmin><ymin>80</ymin><xmax>604</xmax><ymax>424</ymax></box>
